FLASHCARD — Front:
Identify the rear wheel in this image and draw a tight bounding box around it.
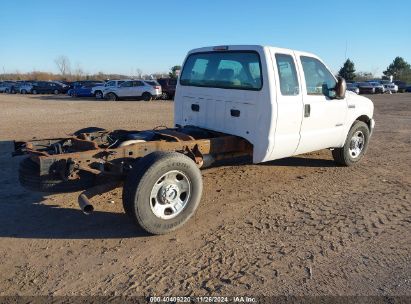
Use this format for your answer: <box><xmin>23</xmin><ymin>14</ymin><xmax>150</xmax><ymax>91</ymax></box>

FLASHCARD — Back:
<box><xmin>122</xmin><ymin>152</ymin><xmax>203</xmax><ymax>234</ymax></box>
<box><xmin>21</xmin><ymin>89</ymin><xmax>27</xmax><ymax>94</ymax></box>
<box><xmin>54</xmin><ymin>89</ymin><xmax>59</xmax><ymax>95</ymax></box>
<box><xmin>161</xmin><ymin>92</ymin><xmax>169</xmax><ymax>100</ymax></box>
<box><xmin>32</xmin><ymin>89</ymin><xmax>37</xmax><ymax>94</ymax></box>
<box><xmin>19</xmin><ymin>158</ymin><xmax>95</xmax><ymax>193</ymax></box>
<box><xmin>142</xmin><ymin>92</ymin><xmax>152</xmax><ymax>101</ymax></box>
<box><xmin>332</xmin><ymin>121</ymin><xmax>370</xmax><ymax>166</ymax></box>
<box><xmin>107</xmin><ymin>92</ymin><xmax>117</xmax><ymax>101</ymax></box>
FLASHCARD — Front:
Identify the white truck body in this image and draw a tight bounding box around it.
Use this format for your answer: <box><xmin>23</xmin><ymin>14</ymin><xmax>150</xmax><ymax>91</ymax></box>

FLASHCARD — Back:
<box><xmin>175</xmin><ymin>45</ymin><xmax>374</xmax><ymax>163</ymax></box>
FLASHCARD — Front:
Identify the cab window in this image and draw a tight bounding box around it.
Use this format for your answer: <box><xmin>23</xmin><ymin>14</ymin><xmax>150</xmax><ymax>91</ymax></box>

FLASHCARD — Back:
<box><xmin>275</xmin><ymin>54</ymin><xmax>299</xmax><ymax>96</ymax></box>
<box><xmin>300</xmin><ymin>56</ymin><xmax>336</xmax><ymax>97</ymax></box>
<box><xmin>180</xmin><ymin>51</ymin><xmax>262</xmax><ymax>90</ymax></box>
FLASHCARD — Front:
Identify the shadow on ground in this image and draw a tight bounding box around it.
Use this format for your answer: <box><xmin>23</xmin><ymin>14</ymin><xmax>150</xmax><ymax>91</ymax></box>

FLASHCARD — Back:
<box><xmin>0</xmin><ymin>140</ymin><xmax>149</xmax><ymax>239</ymax></box>
<box><xmin>0</xmin><ymin>139</ymin><xmax>335</xmax><ymax>240</ymax></box>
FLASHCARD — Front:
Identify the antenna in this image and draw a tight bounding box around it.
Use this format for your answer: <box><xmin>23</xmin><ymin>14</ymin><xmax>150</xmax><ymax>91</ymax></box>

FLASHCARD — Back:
<box><xmin>345</xmin><ymin>40</ymin><xmax>348</xmax><ymax>60</ymax></box>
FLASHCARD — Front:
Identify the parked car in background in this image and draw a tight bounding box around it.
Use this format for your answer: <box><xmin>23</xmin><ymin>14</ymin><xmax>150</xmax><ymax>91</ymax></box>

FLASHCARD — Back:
<box><xmin>347</xmin><ymin>82</ymin><xmax>359</xmax><ymax>94</ymax></box>
<box><xmin>30</xmin><ymin>81</ymin><xmax>65</xmax><ymax>94</ymax></box>
<box><xmin>103</xmin><ymin>80</ymin><xmax>162</xmax><ymax>101</ymax></box>
<box><xmin>393</xmin><ymin>81</ymin><xmax>407</xmax><ymax>93</ymax></box>
<box><xmin>70</xmin><ymin>82</ymin><xmax>104</xmax><ymax>97</ymax></box>
<box><xmin>367</xmin><ymin>81</ymin><xmax>385</xmax><ymax>94</ymax></box>
<box><xmin>383</xmin><ymin>82</ymin><xmax>398</xmax><ymax>93</ymax></box>
<box><xmin>157</xmin><ymin>78</ymin><xmax>177</xmax><ymax>100</ymax></box>
<box><xmin>406</xmin><ymin>85</ymin><xmax>411</xmax><ymax>92</ymax></box>
<box><xmin>52</xmin><ymin>81</ymin><xmax>71</xmax><ymax>94</ymax></box>
<box><xmin>357</xmin><ymin>82</ymin><xmax>375</xmax><ymax>94</ymax></box>
<box><xmin>91</xmin><ymin>80</ymin><xmax>125</xmax><ymax>99</ymax></box>
<box><xmin>0</xmin><ymin>81</ymin><xmax>16</xmax><ymax>93</ymax></box>
<box><xmin>19</xmin><ymin>82</ymin><xmax>35</xmax><ymax>94</ymax></box>
<box><xmin>143</xmin><ymin>80</ymin><xmax>162</xmax><ymax>99</ymax></box>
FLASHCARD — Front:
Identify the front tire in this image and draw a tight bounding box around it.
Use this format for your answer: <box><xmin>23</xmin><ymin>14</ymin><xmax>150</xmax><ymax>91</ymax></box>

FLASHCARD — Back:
<box><xmin>332</xmin><ymin>121</ymin><xmax>370</xmax><ymax>166</ymax></box>
<box><xmin>95</xmin><ymin>91</ymin><xmax>103</xmax><ymax>99</ymax></box>
<box><xmin>122</xmin><ymin>152</ymin><xmax>203</xmax><ymax>234</ymax></box>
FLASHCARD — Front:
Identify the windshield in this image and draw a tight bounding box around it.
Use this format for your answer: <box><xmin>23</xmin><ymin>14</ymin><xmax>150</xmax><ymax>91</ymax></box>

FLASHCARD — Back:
<box><xmin>180</xmin><ymin>51</ymin><xmax>262</xmax><ymax>90</ymax></box>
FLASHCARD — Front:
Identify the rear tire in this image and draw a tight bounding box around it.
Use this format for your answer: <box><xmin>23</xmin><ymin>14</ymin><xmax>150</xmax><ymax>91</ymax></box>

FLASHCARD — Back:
<box><xmin>54</xmin><ymin>89</ymin><xmax>59</xmax><ymax>95</ymax></box>
<box><xmin>19</xmin><ymin>158</ymin><xmax>95</xmax><ymax>193</ymax></box>
<box><xmin>142</xmin><ymin>92</ymin><xmax>152</xmax><ymax>101</ymax></box>
<box><xmin>32</xmin><ymin>89</ymin><xmax>37</xmax><ymax>94</ymax></box>
<box><xmin>161</xmin><ymin>92</ymin><xmax>169</xmax><ymax>100</ymax></box>
<box><xmin>332</xmin><ymin>121</ymin><xmax>370</xmax><ymax>166</ymax></box>
<box><xmin>107</xmin><ymin>92</ymin><xmax>117</xmax><ymax>101</ymax></box>
<box><xmin>122</xmin><ymin>152</ymin><xmax>203</xmax><ymax>234</ymax></box>
<box><xmin>21</xmin><ymin>89</ymin><xmax>27</xmax><ymax>94</ymax></box>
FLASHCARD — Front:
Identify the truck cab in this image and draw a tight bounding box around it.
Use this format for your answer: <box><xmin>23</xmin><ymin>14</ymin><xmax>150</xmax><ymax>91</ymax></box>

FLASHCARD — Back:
<box><xmin>175</xmin><ymin>45</ymin><xmax>374</xmax><ymax>163</ymax></box>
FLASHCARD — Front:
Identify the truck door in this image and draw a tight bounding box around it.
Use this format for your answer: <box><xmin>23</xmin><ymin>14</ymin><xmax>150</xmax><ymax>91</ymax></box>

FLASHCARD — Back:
<box><xmin>269</xmin><ymin>51</ymin><xmax>304</xmax><ymax>159</ymax></box>
<box><xmin>294</xmin><ymin>55</ymin><xmax>347</xmax><ymax>155</ymax></box>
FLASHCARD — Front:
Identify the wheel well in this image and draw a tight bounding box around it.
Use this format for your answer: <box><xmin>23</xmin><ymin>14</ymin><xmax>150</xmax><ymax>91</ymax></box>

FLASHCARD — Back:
<box><xmin>355</xmin><ymin>115</ymin><xmax>371</xmax><ymax>130</ymax></box>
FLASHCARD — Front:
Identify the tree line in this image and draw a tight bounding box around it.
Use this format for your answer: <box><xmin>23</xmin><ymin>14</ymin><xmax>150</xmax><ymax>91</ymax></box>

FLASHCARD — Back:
<box><xmin>338</xmin><ymin>57</ymin><xmax>411</xmax><ymax>83</ymax></box>
<box><xmin>1</xmin><ymin>55</ymin><xmax>182</xmax><ymax>81</ymax></box>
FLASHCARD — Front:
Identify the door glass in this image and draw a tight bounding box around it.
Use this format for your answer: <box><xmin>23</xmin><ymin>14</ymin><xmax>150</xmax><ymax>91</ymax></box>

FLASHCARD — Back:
<box><xmin>121</xmin><ymin>81</ymin><xmax>132</xmax><ymax>87</ymax></box>
<box><xmin>275</xmin><ymin>54</ymin><xmax>299</xmax><ymax>96</ymax></box>
<box><xmin>300</xmin><ymin>56</ymin><xmax>336</xmax><ymax>97</ymax></box>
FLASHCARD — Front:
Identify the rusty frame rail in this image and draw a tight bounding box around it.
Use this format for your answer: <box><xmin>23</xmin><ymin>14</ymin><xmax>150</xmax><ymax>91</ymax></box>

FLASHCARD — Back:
<box><xmin>15</xmin><ymin>128</ymin><xmax>253</xmax><ymax>178</ymax></box>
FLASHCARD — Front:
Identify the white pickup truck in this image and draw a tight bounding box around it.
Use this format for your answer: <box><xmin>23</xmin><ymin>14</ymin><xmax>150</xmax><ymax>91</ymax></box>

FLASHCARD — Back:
<box><xmin>14</xmin><ymin>45</ymin><xmax>374</xmax><ymax>234</ymax></box>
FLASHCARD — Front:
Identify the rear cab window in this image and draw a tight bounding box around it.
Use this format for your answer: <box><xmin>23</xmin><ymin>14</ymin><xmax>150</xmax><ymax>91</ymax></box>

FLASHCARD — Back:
<box><xmin>275</xmin><ymin>54</ymin><xmax>299</xmax><ymax>96</ymax></box>
<box><xmin>180</xmin><ymin>51</ymin><xmax>262</xmax><ymax>90</ymax></box>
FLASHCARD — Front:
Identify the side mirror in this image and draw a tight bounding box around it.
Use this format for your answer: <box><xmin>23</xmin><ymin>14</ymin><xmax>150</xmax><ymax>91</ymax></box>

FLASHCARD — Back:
<box><xmin>335</xmin><ymin>76</ymin><xmax>346</xmax><ymax>99</ymax></box>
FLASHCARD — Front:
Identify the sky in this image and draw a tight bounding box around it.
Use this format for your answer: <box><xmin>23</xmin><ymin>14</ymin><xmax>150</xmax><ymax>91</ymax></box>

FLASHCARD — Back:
<box><xmin>0</xmin><ymin>0</ymin><xmax>410</xmax><ymax>76</ymax></box>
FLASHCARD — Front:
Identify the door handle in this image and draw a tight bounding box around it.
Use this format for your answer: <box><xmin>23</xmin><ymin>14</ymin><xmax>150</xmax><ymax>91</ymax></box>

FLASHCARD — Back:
<box><xmin>304</xmin><ymin>104</ymin><xmax>311</xmax><ymax>117</ymax></box>
<box><xmin>230</xmin><ymin>109</ymin><xmax>240</xmax><ymax>117</ymax></box>
<box><xmin>191</xmin><ymin>104</ymin><xmax>199</xmax><ymax>112</ymax></box>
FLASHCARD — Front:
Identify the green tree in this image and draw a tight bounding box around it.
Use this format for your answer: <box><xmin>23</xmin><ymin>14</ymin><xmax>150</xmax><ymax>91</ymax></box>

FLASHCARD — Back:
<box><xmin>338</xmin><ymin>59</ymin><xmax>356</xmax><ymax>82</ymax></box>
<box><xmin>169</xmin><ymin>65</ymin><xmax>181</xmax><ymax>79</ymax></box>
<box><xmin>383</xmin><ymin>57</ymin><xmax>411</xmax><ymax>80</ymax></box>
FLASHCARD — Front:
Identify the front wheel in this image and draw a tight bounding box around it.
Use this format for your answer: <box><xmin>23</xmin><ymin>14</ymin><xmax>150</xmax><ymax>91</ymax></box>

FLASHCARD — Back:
<box><xmin>332</xmin><ymin>121</ymin><xmax>370</xmax><ymax>166</ymax></box>
<box><xmin>53</xmin><ymin>89</ymin><xmax>59</xmax><ymax>95</ymax></box>
<box><xmin>95</xmin><ymin>91</ymin><xmax>103</xmax><ymax>99</ymax></box>
<box><xmin>122</xmin><ymin>152</ymin><xmax>203</xmax><ymax>234</ymax></box>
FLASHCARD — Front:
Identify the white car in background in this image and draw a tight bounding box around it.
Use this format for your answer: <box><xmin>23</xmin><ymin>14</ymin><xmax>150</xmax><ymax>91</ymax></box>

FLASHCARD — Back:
<box><xmin>91</xmin><ymin>80</ymin><xmax>125</xmax><ymax>99</ymax></box>
<box><xmin>103</xmin><ymin>79</ymin><xmax>162</xmax><ymax>101</ymax></box>
<box><xmin>383</xmin><ymin>83</ymin><xmax>398</xmax><ymax>93</ymax></box>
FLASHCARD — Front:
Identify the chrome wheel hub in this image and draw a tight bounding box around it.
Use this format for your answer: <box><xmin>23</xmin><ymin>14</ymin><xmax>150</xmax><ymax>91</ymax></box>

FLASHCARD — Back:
<box><xmin>349</xmin><ymin>131</ymin><xmax>365</xmax><ymax>159</ymax></box>
<box><xmin>150</xmin><ymin>170</ymin><xmax>191</xmax><ymax>219</ymax></box>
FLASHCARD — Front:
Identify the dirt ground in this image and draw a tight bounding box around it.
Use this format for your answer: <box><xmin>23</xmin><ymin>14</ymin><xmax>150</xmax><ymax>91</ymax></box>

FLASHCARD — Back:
<box><xmin>0</xmin><ymin>93</ymin><xmax>410</xmax><ymax>298</ymax></box>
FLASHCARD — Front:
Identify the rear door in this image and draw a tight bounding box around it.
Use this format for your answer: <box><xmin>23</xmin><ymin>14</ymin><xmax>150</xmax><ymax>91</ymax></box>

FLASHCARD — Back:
<box><xmin>294</xmin><ymin>55</ymin><xmax>347</xmax><ymax>154</ymax></box>
<box><xmin>269</xmin><ymin>50</ymin><xmax>304</xmax><ymax>159</ymax></box>
<box><xmin>132</xmin><ymin>81</ymin><xmax>145</xmax><ymax>97</ymax></box>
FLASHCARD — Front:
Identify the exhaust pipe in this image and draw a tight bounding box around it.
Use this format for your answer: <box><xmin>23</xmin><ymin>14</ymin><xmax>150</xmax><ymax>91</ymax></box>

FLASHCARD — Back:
<box><xmin>77</xmin><ymin>181</ymin><xmax>122</xmax><ymax>215</ymax></box>
<box><xmin>78</xmin><ymin>194</ymin><xmax>94</xmax><ymax>215</ymax></box>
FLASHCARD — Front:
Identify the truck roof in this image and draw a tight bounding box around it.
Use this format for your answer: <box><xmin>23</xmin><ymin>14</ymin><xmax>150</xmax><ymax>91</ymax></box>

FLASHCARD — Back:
<box><xmin>187</xmin><ymin>45</ymin><xmax>318</xmax><ymax>58</ymax></box>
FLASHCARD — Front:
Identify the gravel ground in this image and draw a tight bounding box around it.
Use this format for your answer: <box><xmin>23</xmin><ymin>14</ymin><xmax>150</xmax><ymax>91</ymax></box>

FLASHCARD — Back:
<box><xmin>0</xmin><ymin>93</ymin><xmax>410</xmax><ymax>297</ymax></box>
